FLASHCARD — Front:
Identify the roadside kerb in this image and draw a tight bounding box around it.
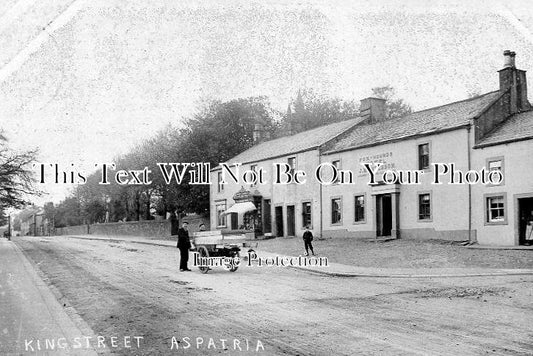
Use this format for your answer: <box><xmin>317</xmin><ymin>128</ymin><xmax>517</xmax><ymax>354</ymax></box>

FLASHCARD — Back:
<box><xmin>5</xmin><ymin>240</ymin><xmax>101</xmax><ymax>355</ymax></box>
<box><xmin>62</xmin><ymin>235</ymin><xmax>533</xmax><ymax>278</ymax></box>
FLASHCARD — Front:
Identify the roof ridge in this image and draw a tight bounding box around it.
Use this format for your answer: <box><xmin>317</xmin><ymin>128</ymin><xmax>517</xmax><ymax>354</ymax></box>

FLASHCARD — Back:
<box><xmin>481</xmin><ymin>109</ymin><xmax>533</xmax><ymax>138</ymax></box>
<box><xmin>258</xmin><ymin>116</ymin><xmax>361</xmax><ymax>144</ymax></box>
<box><xmin>403</xmin><ymin>90</ymin><xmax>501</xmax><ymax>117</ymax></box>
<box><xmin>350</xmin><ymin>90</ymin><xmax>502</xmax><ymax>130</ymax></box>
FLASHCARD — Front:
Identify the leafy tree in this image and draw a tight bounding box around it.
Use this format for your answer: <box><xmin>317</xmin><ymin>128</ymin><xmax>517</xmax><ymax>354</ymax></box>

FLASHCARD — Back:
<box><xmin>184</xmin><ymin>97</ymin><xmax>277</xmax><ymax>165</ymax></box>
<box><xmin>12</xmin><ymin>216</ymin><xmax>21</xmax><ymax>231</ymax></box>
<box><xmin>54</xmin><ymin>196</ymin><xmax>83</xmax><ymax>227</ymax></box>
<box><xmin>85</xmin><ymin>200</ymin><xmax>106</xmax><ymax>223</ymax></box>
<box><xmin>0</xmin><ymin>134</ymin><xmax>39</xmax><ymax>209</ymax></box>
<box><xmin>177</xmin><ymin>96</ymin><xmax>278</xmax><ymax>214</ymax></box>
<box><xmin>371</xmin><ymin>85</ymin><xmax>413</xmax><ymax>119</ymax></box>
<box><xmin>0</xmin><ymin>208</ymin><xmax>7</xmax><ymax>226</ymax></box>
<box><xmin>281</xmin><ymin>89</ymin><xmax>360</xmax><ymax>135</ymax></box>
<box><xmin>43</xmin><ymin>202</ymin><xmax>56</xmax><ymax>227</ymax></box>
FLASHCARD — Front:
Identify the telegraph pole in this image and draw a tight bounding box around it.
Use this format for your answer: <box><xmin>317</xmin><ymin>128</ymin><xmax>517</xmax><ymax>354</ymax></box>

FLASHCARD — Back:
<box><xmin>7</xmin><ymin>213</ymin><xmax>11</xmax><ymax>241</ymax></box>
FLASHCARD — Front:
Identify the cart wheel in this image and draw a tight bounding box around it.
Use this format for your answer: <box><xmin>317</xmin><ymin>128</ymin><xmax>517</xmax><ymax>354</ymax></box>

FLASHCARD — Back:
<box><xmin>197</xmin><ymin>246</ymin><xmax>210</xmax><ymax>274</ymax></box>
<box><xmin>228</xmin><ymin>250</ymin><xmax>240</xmax><ymax>272</ymax></box>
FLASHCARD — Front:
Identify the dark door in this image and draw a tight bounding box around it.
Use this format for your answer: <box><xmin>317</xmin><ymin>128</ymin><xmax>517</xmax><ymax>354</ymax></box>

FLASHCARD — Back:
<box><xmin>231</xmin><ymin>213</ymin><xmax>238</xmax><ymax>230</ymax></box>
<box><xmin>376</xmin><ymin>194</ymin><xmax>392</xmax><ymax>237</ymax></box>
<box><xmin>275</xmin><ymin>206</ymin><xmax>284</xmax><ymax>237</ymax></box>
<box><xmin>263</xmin><ymin>199</ymin><xmax>272</xmax><ymax>233</ymax></box>
<box><xmin>519</xmin><ymin>198</ymin><xmax>533</xmax><ymax>245</ymax></box>
<box><xmin>287</xmin><ymin>205</ymin><xmax>295</xmax><ymax>236</ymax></box>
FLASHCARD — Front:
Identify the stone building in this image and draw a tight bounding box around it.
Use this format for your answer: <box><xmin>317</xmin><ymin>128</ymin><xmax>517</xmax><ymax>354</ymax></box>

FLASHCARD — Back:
<box><xmin>210</xmin><ymin>51</ymin><xmax>533</xmax><ymax>246</ymax></box>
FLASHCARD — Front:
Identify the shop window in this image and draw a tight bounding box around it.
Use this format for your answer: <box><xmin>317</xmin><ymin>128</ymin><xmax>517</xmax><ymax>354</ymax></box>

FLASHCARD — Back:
<box><xmin>216</xmin><ymin>201</ymin><xmax>226</xmax><ymax>227</ymax></box>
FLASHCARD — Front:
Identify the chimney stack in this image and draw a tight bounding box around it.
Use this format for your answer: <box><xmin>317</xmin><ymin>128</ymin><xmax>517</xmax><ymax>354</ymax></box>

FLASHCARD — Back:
<box><xmin>253</xmin><ymin>124</ymin><xmax>271</xmax><ymax>144</ymax></box>
<box><xmin>360</xmin><ymin>97</ymin><xmax>387</xmax><ymax>123</ymax></box>
<box><xmin>499</xmin><ymin>50</ymin><xmax>529</xmax><ymax>113</ymax></box>
<box><xmin>253</xmin><ymin>124</ymin><xmax>263</xmax><ymax>143</ymax></box>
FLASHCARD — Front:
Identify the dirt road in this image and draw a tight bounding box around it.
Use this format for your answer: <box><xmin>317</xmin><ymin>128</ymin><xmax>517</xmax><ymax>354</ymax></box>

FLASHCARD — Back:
<box><xmin>13</xmin><ymin>236</ymin><xmax>533</xmax><ymax>355</ymax></box>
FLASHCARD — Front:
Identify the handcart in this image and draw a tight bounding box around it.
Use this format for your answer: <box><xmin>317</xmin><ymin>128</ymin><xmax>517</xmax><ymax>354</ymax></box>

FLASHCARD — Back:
<box><xmin>191</xmin><ymin>230</ymin><xmax>257</xmax><ymax>273</ymax></box>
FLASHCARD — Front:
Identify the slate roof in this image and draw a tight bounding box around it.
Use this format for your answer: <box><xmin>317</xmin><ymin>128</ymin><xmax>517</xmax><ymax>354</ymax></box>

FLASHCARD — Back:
<box><xmin>476</xmin><ymin>110</ymin><xmax>533</xmax><ymax>147</ymax></box>
<box><xmin>221</xmin><ymin>118</ymin><xmax>363</xmax><ymax>165</ymax></box>
<box><xmin>324</xmin><ymin>90</ymin><xmax>503</xmax><ymax>154</ymax></box>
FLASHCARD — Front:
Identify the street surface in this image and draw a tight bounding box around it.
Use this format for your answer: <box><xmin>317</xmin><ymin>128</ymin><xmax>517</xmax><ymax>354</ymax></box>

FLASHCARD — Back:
<box><xmin>4</xmin><ymin>235</ymin><xmax>533</xmax><ymax>355</ymax></box>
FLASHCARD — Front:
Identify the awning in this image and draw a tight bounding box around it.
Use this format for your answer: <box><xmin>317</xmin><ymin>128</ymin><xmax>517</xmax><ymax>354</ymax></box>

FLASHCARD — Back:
<box><xmin>222</xmin><ymin>202</ymin><xmax>257</xmax><ymax>215</ymax></box>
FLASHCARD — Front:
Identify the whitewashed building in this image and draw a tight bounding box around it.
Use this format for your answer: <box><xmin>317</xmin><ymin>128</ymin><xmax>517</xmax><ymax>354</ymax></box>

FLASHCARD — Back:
<box><xmin>210</xmin><ymin>51</ymin><xmax>533</xmax><ymax>246</ymax></box>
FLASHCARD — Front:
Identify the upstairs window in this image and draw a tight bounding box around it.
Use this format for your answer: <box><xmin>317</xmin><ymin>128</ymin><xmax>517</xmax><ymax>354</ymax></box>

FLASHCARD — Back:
<box><xmin>287</xmin><ymin>157</ymin><xmax>296</xmax><ymax>176</ymax></box>
<box><xmin>487</xmin><ymin>158</ymin><xmax>504</xmax><ymax>185</ymax></box>
<box><xmin>250</xmin><ymin>164</ymin><xmax>257</xmax><ymax>187</ymax></box>
<box><xmin>217</xmin><ymin>172</ymin><xmax>224</xmax><ymax>193</ymax></box>
<box><xmin>332</xmin><ymin>160</ymin><xmax>340</xmax><ymax>184</ymax></box>
<box><xmin>418</xmin><ymin>143</ymin><xmax>430</xmax><ymax>170</ymax></box>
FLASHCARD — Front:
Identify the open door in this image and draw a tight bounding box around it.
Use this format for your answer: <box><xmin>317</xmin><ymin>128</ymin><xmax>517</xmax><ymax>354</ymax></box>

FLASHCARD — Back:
<box><xmin>519</xmin><ymin>197</ymin><xmax>533</xmax><ymax>245</ymax></box>
<box><xmin>376</xmin><ymin>194</ymin><xmax>392</xmax><ymax>237</ymax></box>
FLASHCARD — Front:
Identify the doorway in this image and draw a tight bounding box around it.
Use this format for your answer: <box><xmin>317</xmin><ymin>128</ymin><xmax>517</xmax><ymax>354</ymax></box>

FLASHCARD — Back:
<box><xmin>287</xmin><ymin>205</ymin><xmax>295</xmax><ymax>236</ymax></box>
<box><xmin>518</xmin><ymin>197</ymin><xmax>533</xmax><ymax>245</ymax></box>
<box><xmin>263</xmin><ymin>199</ymin><xmax>272</xmax><ymax>233</ymax></box>
<box><xmin>230</xmin><ymin>213</ymin><xmax>239</xmax><ymax>230</ymax></box>
<box><xmin>275</xmin><ymin>206</ymin><xmax>284</xmax><ymax>237</ymax></box>
<box><xmin>376</xmin><ymin>194</ymin><xmax>392</xmax><ymax>237</ymax></box>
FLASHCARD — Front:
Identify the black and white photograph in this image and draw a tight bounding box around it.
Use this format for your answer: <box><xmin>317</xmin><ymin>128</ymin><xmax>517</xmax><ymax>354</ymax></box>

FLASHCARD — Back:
<box><xmin>1</xmin><ymin>0</ymin><xmax>532</xmax><ymax>355</ymax></box>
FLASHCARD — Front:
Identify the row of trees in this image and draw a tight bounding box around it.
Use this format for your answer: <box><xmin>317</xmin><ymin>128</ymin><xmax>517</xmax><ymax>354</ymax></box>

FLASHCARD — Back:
<box><xmin>6</xmin><ymin>87</ymin><xmax>411</xmax><ymax>229</ymax></box>
<box><xmin>0</xmin><ymin>132</ymin><xmax>40</xmax><ymax>228</ymax></box>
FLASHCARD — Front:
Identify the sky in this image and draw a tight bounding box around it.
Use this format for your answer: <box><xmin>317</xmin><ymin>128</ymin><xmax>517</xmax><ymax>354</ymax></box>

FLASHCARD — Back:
<box><xmin>0</xmin><ymin>0</ymin><xmax>532</xmax><ymax>204</ymax></box>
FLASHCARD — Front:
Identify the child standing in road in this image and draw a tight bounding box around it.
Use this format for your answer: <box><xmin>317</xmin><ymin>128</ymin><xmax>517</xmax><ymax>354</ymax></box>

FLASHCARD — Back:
<box><xmin>303</xmin><ymin>225</ymin><xmax>315</xmax><ymax>256</ymax></box>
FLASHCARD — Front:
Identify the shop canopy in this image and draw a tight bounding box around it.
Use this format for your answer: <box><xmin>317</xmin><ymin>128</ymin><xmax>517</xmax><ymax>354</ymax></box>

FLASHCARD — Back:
<box><xmin>222</xmin><ymin>202</ymin><xmax>257</xmax><ymax>216</ymax></box>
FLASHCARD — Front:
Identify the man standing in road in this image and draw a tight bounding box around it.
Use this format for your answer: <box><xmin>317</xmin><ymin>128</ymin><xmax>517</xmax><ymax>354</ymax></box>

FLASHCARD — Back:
<box><xmin>177</xmin><ymin>222</ymin><xmax>192</xmax><ymax>271</ymax></box>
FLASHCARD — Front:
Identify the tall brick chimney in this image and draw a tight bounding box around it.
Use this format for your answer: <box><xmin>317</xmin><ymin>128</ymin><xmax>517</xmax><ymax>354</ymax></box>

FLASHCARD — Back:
<box><xmin>499</xmin><ymin>50</ymin><xmax>529</xmax><ymax>113</ymax></box>
<box><xmin>360</xmin><ymin>97</ymin><xmax>387</xmax><ymax>123</ymax></box>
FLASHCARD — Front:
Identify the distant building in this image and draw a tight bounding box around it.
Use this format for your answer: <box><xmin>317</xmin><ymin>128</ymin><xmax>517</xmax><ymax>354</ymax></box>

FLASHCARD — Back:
<box><xmin>20</xmin><ymin>209</ymin><xmax>48</xmax><ymax>236</ymax></box>
<box><xmin>210</xmin><ymin>51</ymin><xmax>533</xmax><ymax>246</ymax></box>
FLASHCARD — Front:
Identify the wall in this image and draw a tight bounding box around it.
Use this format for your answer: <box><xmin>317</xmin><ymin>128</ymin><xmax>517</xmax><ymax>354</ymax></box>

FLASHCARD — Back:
<box><xmin>181</xmin><ymin>215</ymin><xmax>210</xmax><ymax>233</ymax></box>
<box><xmin>56</xmin><ymin>224</ymin><xmax>89</xmax><ymax>236</ymax></box>
<box><xmin>56</xmin><ymin>220</ymin><xmax>170</xmax><ymax>239</ymax></box>
<box><xmin>90</xmin><ymin>220</ymin><xmax>172</xmax><ymax>238</ymax></box>
<box><xmin>474</xmin><ymin>91</ymin><xmax>509</xmax><ymax>143</ymax></box>
<box><xmin>321</xmin><ymin>128</ymin><xmax>471</xmax><ymax>240</ymax></box>
<box><xmin>471</xmin><ymin>138</ymin><xmax>533</xmax><ymax>245</ymax></box>
<box><xmin>56</xmin><ymin>215</ymin><xmax>209</xmax><ymax>239</ymax></box>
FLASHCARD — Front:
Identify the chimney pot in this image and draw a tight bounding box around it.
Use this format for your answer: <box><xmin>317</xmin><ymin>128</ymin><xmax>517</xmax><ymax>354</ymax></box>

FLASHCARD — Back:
<box><xmin>503</xmin><ymin>50</ymin><xmax>516</xmax><ymax>68</ymax></box>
